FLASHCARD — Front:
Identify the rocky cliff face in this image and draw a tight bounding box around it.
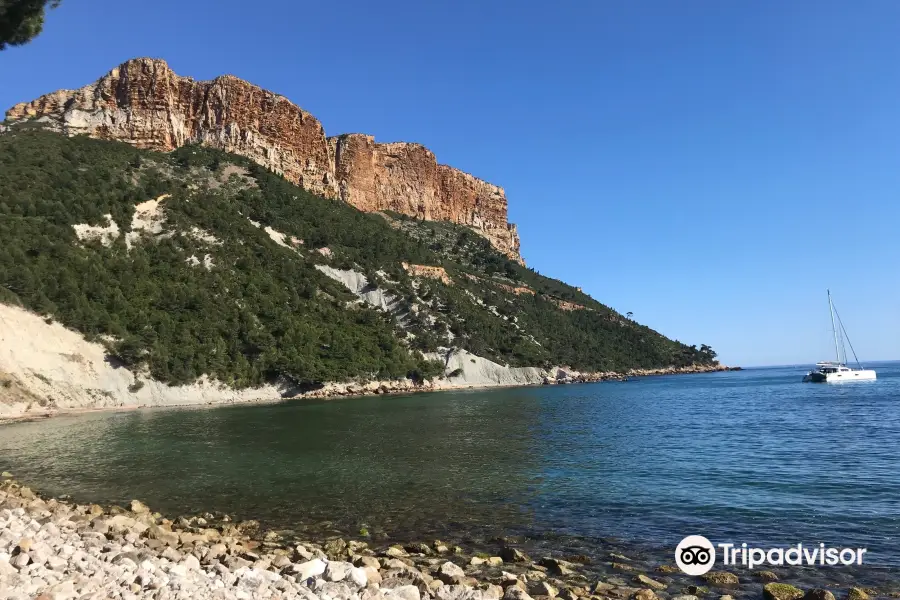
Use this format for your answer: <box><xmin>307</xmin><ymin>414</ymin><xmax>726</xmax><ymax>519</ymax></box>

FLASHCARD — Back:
<box><xmin>6</xmin><ymin>58</ymin><xmax>522</xmax><ymax>261</ymax></box>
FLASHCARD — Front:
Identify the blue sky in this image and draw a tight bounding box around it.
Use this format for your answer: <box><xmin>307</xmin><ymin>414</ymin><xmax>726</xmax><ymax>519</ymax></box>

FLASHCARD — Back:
<box><xmin>2</xmin><ymin>0</ymin><xmax>898</xmax><ymax>366</ymax></box>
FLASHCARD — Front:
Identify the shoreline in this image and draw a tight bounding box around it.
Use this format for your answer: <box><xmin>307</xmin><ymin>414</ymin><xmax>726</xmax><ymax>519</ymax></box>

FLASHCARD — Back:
<box><xmin>0</xmin><ymin>474</ymin><xmax>894</xmax><ymax>600</ymax></box>
<box><xmin>0</xmin><ymin>363</ymin><xmax>740</xmax><ymax>426</ymax></box>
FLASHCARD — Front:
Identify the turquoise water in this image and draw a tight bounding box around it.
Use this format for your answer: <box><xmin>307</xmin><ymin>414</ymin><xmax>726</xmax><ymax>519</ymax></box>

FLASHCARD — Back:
<box><xmin>1</xmin><ymin>363</ymin><xmax>898</xmax><ymax>569</ymax></box>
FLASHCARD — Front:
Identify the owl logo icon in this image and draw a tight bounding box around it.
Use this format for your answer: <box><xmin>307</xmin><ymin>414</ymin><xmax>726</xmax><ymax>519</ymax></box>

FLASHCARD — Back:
<box><xmin>675</xmin><ymin>535</ymin><xmax>716</xmax><ymax>575</ymax></box>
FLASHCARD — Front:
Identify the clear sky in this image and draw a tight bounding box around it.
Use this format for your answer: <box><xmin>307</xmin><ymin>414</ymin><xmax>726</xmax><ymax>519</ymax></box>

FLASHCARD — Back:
<box><xmin>2</xmin><ymin>0</ymin><xmax>899</xmax><ymax>366</ymax></box>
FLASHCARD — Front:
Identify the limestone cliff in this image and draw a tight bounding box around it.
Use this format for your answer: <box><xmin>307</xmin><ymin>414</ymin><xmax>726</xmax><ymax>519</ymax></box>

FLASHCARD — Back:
<box><xmin>5</xmin><ymin>58</ymin><xmax>522</xmax><ymax>261</ymax></box>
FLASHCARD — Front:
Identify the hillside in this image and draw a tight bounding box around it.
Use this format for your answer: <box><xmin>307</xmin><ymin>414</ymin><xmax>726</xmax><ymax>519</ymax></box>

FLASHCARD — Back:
<box><xmin>0</xmin><ymin>128</ymin><xmax>718</xmax><ymax>412</ymax></box>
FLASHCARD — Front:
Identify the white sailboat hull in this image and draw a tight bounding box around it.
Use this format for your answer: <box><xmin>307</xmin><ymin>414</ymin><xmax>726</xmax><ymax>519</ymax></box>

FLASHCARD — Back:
<box><xmin>825</xmin><ymin>369</ymin><xmax>876</xmax><ymax>382</ymax></box>
<box><xmin>803</xmin><ymin>368</ymin><xmax>877</xmax><ymax>383</ymax></box>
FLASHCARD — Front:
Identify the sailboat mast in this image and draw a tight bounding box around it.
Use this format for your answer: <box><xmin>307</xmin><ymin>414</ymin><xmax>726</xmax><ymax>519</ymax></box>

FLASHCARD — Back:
<box><xmin>828</xmin><ymin>289</ymin><xmax>841</xmax><ymax>363</ymax></box>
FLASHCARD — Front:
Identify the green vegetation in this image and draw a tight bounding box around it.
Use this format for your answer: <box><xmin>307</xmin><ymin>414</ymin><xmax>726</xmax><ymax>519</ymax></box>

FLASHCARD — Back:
<box><xmin>0</xmin><ymin>129</ymin><xmax>717</xmax><ymax>390</ymax></box>
<box><xmin>0</xmin><ymin>130</ymin><xmax>439</xmax><ymax>387</ymax></box>
<box><xmin>0</xmin><ymin>0</ymin><xmax>61</xmax><ymax>50</ymax></box>
<box><xmin>384</xmin><ymin>212</ymin><xmax>719</xmax><ymax>370</ymax></box>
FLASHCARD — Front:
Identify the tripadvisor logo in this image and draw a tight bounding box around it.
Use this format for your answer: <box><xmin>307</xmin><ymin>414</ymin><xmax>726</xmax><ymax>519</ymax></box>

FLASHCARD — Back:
<box><xmin>675</xmin><ymin>536</ymin><xmax>868</xmax><ymax>574</ymax></box>
<box><xmin>676</xmin><ymin>535</ymin><xmax>716</xmax><ymax>575</ymax></box>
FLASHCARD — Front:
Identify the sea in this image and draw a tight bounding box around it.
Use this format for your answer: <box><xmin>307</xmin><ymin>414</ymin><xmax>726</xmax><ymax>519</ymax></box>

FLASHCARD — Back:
<box><xmin>1</xmin><ymin>362</ymin><xmax>898</xmax><ymax>577</ymax></box>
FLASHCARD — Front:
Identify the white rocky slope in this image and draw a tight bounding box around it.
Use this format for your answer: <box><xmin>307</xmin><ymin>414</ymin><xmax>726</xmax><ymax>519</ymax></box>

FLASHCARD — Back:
<box><xmin>0</xmin><ymin>303</ymin><xmax>285</xmax><ymax>421</ymax></box>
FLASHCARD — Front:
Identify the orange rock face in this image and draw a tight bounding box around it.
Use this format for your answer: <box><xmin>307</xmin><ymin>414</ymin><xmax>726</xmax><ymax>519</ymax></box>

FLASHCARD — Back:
<box><xmin>329</xmin><ymin>134</ymin><xmax>520</xmax><ymax>260</ymax></box>
<box><xmin>401</xmin><ymin>263</ymin><xmax>453</xmax><ymax>285</ymax></box>
<box><xmin>6</xmin><ymin>58</ymin><xmax>522</xmax><ymax>262</ymax></box>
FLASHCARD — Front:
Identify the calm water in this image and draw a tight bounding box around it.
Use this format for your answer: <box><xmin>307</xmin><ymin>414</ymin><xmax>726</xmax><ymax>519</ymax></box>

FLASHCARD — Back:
<box><xmin>1</xmin><ymin>363</ymin><xmax>899</xmax><ymax>568</ymax></box>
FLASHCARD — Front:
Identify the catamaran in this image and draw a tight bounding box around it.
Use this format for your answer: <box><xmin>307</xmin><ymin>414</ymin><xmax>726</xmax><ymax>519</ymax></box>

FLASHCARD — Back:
<box><xmin>803</xmin><ymin>290</ymin><xmax>876</xmax><ymax>383</ymax></box>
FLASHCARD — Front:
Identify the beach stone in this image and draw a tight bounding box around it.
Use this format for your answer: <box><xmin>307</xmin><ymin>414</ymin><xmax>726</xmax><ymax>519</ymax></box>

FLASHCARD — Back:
<box><xmin>505</xmin><ymin>588</ymin><xmax>535</xmax><ymax>600</ymax></box>
<box><xmin>355</xmin><ymin>555</ymin><xmax>382</xmax><ymax>570</ymax></box>
<box><xmin>804</xmin><ymin>591</ymin><xmax>835</xmax><ymax>600</ymax></box>
<box><xmin>718</xmin><ymin>596</ymin><xmax>734</xmax><ymax>600</ymax></box>
<box><xmin>672</xmin><ymin>596</ymin><xmax>699</xmax><ymax>600</ymax></box>
<box><xmin>631</xmin><ymin>590</ymin><xmax>658</xmax><ymax>600</ymax></box>
<box><xmin>611</xmin><ymin>562</ymin><xmax>633</xmax><ymax>571</ymax></box>
<box><xmin>46</xmin><ymin>555</ymin><xmax>67</xmax><ymax>571</ymax></box>
<box><xmin>361</xmin><ymin>589</ymin><xmax>388</xmax><ymax>600</ymax></box>
<box><xmin>386</xmin><ymin>546</ymin><xmax>409</xmax><ymax>558</ymax></box>
<box><xmin>385</xmin><ymin>557</ymin><xmax>414</xmax><ymax>569</ymax></box>
<box><xmin>291</xmin><ymin>558</ymin><xmax>327</xmax><ymax>580</ymax></box>
<box><xmin>145</xmin><ymin>526</ymin><xmax>178</xmax><ymax>547</ymax></box>
<box><xmin>405</xmin><ymin>542</ymin><xmax>433</xmax><ymax>555</ymax></box>
<box><xmin>326</xmin><ymin>560</ymin><xmax>355</xmax><ymax>582</ymax></box>
<box><xmin>704</xmin><ymin>572</ymin><xmax>739</xmax><ymax>586</ymax></box>
<box><xmin>168</xmin><ymin>563</ymin><xmax>188</xmax><ymax>577</ymax></box>
<box><xmin>349</xmin><ymin>566</ymin><xmax>369</xmax><ymax>588</ymax></box>
<box><xmin>295</xmin><ymin>544</ymin><xmax>315</xmax><ymax>561</ymax></box>
<box><xmin>501</xmin><ymin>548</ymin><xmax>529</xmax><ymax>563</ymax></box>
<box><xmin>438</xmin><ymin>560</ymin><xmax>467</xmax><ymax>584</ymax></box>
<box><xmin>687</xmin><ymin>586</ymin><xmax>709</xmax><ymax>596</ymax></box>
<box><xmin>382</xmin><ymin>567</ymin><xmax>433</xmax><ymax>594</ymax></box>
<box><xmin>634</xmin><ymin>575</ymin><xmax>667</xmax><ymax>591</ymax></box>
<box><xmin>484</xmin><ymin>584</ymin><xmax>505</xmax><ymax>599</ymax></box>
<box><xmin>593</xmin><ymin>582</ymin><xmax>615</xmax><ymax>594</ymax></box>
<box><xmin>846</xmin><ymin>590</ymin><xmax>869</xmax><ymax>600</ymax></box>
<box><xmin>11</xmin><ymin>552</ymin><xmax>30</xmax><ymax>569</ymax></box>
<box><xmin>1</xmin><ymin>472</ymin><xmax>12</xmax><ymax>478</ymax></box>
<box><xmin>47</xmin><ymin>579</ymin><xmax>77</xmax><ymax>600</ymax></box>
<box><xmin>604</xmin><ymin>588</ymin><xmax>636</xmax><ymax>600</ymax></box>
<box><xmin>271</xmin><ymin>554</ymin><xmax>292</xmax><ymax>569</ymax></box>
<box><xmin>385</xmin><ymin>584</ymin><xmax>422</xmax><ymax>600</ymax></box>
<box><xmin>206</xmin><ymin>542</ymin><xmax>227</xmax><ymax>561</ymax></box>
<box><xmin>325</xmin><ymin>538</ymin><xmax>349</xmax><ymax>560</ymax></box>
<box><xmin>129</xmin><ymin>500</ymin><xmax>150</xmax><ymax>514</ymax></box>
<box><xmin>486</xmin><ymin>556</ymin><xmax>504</xmax><ymax>566</ymax></box>
<box><xmin>160</xmin><ymin>546</ymin><xmax>182</xmax><ymax>562</ymax></box>
<box><xmin>0</xmin><ymin>558</ymin><xmax>15</xmax><ymax>577</ymax></box>
<box><xmin>365</xmin><ymin>566</ymin><xmax>383</xmax><ymax>585</ymax></box>
<box><xmin>656</xmin><ymin>565</ymin><xmax>679</xmax><ymax>574</ymax></box>
<box><xmin>437</xmin><ymin>585</ymin><xmax>489</xmax><ymax>600</ymax></box>
<box><xmin>539</xmin><ymin>558</ymin><xmax>574</xmax><ymax>576</ymax></box>
<box><xmin>320</xmin><ymin>581</ymin><xmax>356</xmax><ymax>600</ymax></box>
<box><xmin>530</xmin><ymin>581</ymin><xmax>559</xmax><ymax>598</ymax></box>
<box><xmin>471</xmin><ymin>556</ymin><xmax>485</xmax><ymax>566</ymax></box>
<box><xmin>758</xmin><ymin>571</ymin><xmax>780</xmax><ymax>582</ymax></box>
<box><xmin>764</xmin><ymin>583</ymin><xmax>805</xmax><ymax>600</ymax></box>
<box><xmin>182</xmin><ymin>554</ymin><xmax>201</xmax><ymax>571</ymax></box>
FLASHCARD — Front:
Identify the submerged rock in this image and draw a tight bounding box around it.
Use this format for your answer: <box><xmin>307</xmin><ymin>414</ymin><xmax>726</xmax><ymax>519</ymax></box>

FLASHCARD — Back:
<box><xmin>703</xmin><ymin>572</ymin><xmax>740</xmax><ymax>586</ymax></box>
<box><xmin>634</xmin><ymin>575</ymin><xmax>667</xmax><ymax>591</ymax></box>
<box><xmin>764</xmin><ymin>583</ymin><xmax>805</xmax><ymax>600</ymax></box>
<box><xmin>804</xmin><ymin>590</ymin><xmax>836</xmax><ymax>600</ymax></box>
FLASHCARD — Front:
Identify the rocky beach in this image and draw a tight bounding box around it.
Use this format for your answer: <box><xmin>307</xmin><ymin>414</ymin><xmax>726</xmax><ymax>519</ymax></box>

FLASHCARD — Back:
<box><xmin>0</xmin><ymin>474</ymin><xmax>896</xmax><ymax>600</ymax></box>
